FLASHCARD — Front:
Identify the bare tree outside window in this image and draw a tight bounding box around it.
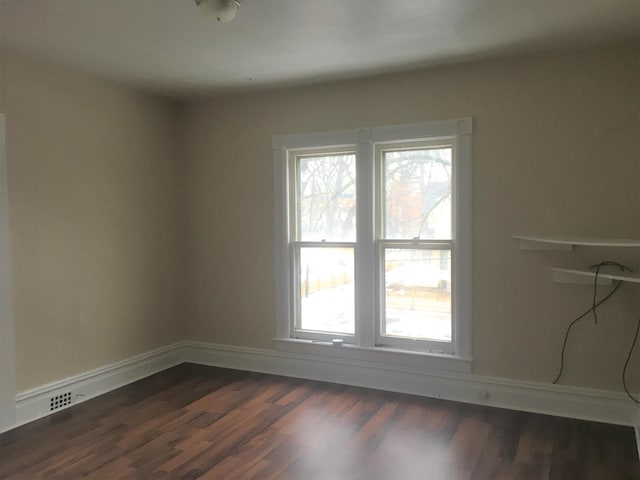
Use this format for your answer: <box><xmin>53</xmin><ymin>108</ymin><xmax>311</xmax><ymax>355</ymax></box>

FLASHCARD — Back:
<box><xmin>298</xmin><ymin>154</ymin><xmax>356</xmax><ymax>242</ymax></box>
<box><xmin>296</xmin><ymin>153</ymin><xmax>356</xmax><ymax>334</ymax></box>
<box><xmin>293</xmin><ymin>148</ymin><xmax>453</xmax><ymax>340</ymax></box>
<box><xmin>384</xmin><ymin>148</ymin><xmax>451</xmax><ymax>240</ymax></box>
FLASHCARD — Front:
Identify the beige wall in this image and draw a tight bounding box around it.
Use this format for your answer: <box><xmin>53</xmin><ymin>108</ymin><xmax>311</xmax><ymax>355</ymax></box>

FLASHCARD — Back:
<box><xmin>183</xmin><ymin>44</ymin><xmax>640</xmax><ymax>392</ymax></box>
<box><xmin>1</xmin><ymin>43</ymin><xmax>638</xmax><ymax>395</ymax></box>
<box><xmin>2</xmin><ymin>52</ymin><xmax>185</xmax><ymax>391</ymax></box>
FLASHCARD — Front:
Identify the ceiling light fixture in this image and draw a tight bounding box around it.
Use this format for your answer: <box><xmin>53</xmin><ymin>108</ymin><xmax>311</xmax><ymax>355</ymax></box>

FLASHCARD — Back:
<box><xmin>195</xmin><ymin>0</ymin><xmax>241</xmax><ymax>22</ymax></box>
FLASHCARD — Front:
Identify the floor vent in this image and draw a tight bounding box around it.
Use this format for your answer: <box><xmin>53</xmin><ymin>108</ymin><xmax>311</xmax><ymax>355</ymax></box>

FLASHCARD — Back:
<box><xmin>49</xmin><ymin>392</ymin><xmax>72</xmax><ymax>411</ymax></box>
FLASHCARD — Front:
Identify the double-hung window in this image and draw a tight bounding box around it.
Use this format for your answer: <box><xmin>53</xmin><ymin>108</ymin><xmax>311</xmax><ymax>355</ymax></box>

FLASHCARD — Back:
<box><xmin>273</xmin><ymin>119</ymin><xmax>472</xmax><ymax>372</ymax></box>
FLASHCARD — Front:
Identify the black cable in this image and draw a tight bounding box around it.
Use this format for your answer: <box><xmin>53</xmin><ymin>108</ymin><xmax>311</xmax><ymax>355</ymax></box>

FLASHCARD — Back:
<box><xmin>552</xmin><ymin>280</ymin><xmax>623</xmax><ymax>384</ymax></box>
<box><xmin>553</xmin><ymin>261</ymin><xmax>631</xmax><ymax>385</ymax></box>
<box><xmin>590</xmin><ymin>261</ymin><xmax>632</xmax><ymax>326</ymax></box>
<box><xmin>591</xmin><ymin>263</ymin><xmax>602</xmax><ymax>325</ymax></box>
<box><xmin>622</xmin><ymin>314</ymin><xmax>640</xmax><ymax>404</ymax></box>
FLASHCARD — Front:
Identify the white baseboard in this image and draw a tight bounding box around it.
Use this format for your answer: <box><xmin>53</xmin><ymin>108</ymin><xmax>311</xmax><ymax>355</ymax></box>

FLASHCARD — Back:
<box><xmin>183</xmin><ymin>340</ymin><xmax>640</xmax><ymax>428</ymax></box>
<box><xmin>6</xmin><ymin>339</ymin><xmax>640</xmax><ymax>457</ymax></box>
<box><xmin>9</xmin><ymin>343</ymin><xmax>184</xmax><ymax>432</ymax></box>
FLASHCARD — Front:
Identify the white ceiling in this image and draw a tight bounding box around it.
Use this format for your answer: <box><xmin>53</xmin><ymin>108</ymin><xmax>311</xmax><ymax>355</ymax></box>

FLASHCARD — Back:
<box><xmin>2</xmin><ymin>0</ymin><xmax>639</xmax><ymax>96</ymax></box>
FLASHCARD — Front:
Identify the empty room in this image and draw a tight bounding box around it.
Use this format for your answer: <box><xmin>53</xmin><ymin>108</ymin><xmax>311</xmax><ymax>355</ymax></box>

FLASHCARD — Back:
<box><xmin>0</xmin><ymin>0</ymin><xmax>639</xmax><ymax>478</ymax></box>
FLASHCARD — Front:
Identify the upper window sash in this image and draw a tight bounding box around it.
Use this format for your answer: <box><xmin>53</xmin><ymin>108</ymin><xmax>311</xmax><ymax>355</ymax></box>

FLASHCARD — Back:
<box><xmin>376</xmin><ymin>140</ymin><xmax>454</xmax><ymax>242</ymax></box>
<box><xmin>290</xmin><ymin>148</ymin><xmax>357</xmax><ymax>243</ymax></box>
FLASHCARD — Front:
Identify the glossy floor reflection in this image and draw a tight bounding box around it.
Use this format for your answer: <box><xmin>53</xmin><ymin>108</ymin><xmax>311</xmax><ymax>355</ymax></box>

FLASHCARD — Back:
<box><xmin>0</xmin><ymin>364</ymin><xmax>637</xmax><ymax>479</ymax></box>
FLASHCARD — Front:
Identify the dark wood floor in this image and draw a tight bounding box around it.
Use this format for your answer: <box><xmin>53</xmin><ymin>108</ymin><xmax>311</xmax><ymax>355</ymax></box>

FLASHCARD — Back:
<box><xmin>0</xmin><ymin>364</ymin><xmax>638</xmax><ymax>479</ymax></box>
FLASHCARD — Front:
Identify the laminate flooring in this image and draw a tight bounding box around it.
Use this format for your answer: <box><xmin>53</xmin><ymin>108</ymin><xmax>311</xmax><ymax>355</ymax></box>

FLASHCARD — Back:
<box><xmin>0</xmin><ymin>363</ymin><xmax>638</xmax><ymax>479</ymax></box>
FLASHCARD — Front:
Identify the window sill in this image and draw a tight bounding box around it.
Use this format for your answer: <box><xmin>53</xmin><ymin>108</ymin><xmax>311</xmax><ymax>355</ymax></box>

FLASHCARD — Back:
<box><xmin>274</xmin><ymin>338</ymin><xmax>473</xmax><ymax>374</ymax></box>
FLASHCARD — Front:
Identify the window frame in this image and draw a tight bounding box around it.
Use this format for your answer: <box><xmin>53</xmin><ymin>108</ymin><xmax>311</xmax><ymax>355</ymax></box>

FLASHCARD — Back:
<box><xmin>273</xmin><ymin>119</ymin><xmax>473</xmax><ymax>372</ymax></box>
<box><xmin>374</xmin><ymin>139</ymin><xmax>456</xmax><ymax>353</ymax></box>
<box><xmin>288</xmin><ymin>147</ymin><xmax>358</xmax><ymax>341</ymax></box>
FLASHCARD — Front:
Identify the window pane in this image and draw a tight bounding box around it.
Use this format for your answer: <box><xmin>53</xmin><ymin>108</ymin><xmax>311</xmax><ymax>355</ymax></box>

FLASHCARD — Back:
<box><xmin>383</xmin><ymin>248</ymin><xmax>451</xmax><ymax>341</ymax></box>
<box><xmin>298</xmin><ymin>154</ymin><xmax>356</xmax><ymax>241</ymax></box>
<box><xmin>384</xmin><ymin>148</ymin><xmax>451</xmax><ymax>239</ymax></box>
<box><xmin>299</xmin><ymin>247</ymin><xmax>355</xmax><ymax>334</ymax></box>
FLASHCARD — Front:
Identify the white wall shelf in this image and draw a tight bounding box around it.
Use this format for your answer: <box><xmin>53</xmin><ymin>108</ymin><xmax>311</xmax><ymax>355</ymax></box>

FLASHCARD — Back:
<box><xmin>551</xmin><ymin>267</ymin><xmax>640</xmax><ymax>285</ymax></box>
<box><xmin>515</xmin><ymin>235</ymin><xmax>640</xmax><ymax>285</ymax></box>
<box><xmin>514</xmin><ymin>235</ymin><xmax>640</xmax><ymax>251</ymax></box>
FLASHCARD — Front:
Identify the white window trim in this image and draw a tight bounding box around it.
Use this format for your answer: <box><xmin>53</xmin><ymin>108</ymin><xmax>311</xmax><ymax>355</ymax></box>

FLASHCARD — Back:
<box><xmin>373</xmin><ymin>138</ymin><xmax>456</xmax><ymax>354</ymax></box>
<box><xmin>273</xmin><ymin>118</ymin><xmax>473</xmax><ymax>373</ymax></box>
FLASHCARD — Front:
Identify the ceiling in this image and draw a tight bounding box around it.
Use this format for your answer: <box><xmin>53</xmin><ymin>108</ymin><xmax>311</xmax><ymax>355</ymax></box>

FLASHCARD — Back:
<box><xmin>1</xmin><ymin>0</ymin><xmax>639</xmax><ymax>96</ymax></box>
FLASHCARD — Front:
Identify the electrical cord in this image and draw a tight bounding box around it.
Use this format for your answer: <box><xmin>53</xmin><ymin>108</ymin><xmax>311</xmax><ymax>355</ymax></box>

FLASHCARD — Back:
<box><xmin>590</xmin><ymin>261</ymin><xmax>631</xmax><ymax>326</ymax></box>
<box><xmin>591</xmin><ymin>263</ymin><xmax>603</xmax><ymax>325</ymax></box>
<box><xmin>588</xmin><ymin>261</ymin><xmax>639</xmax><ymax>403</ymax></box>
<box><xmin>552</xmin><ymin>281</ymin><xmax>623</xmax><ymax>384</ymax></box>
<box><xmin>552</xmin><ymin>261</ymin><xmax>631</xmax><ymax>386</ymax></box>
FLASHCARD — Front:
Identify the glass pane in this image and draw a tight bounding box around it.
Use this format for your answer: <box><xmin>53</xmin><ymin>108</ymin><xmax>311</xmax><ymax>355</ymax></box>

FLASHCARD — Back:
<box><xmin>383</xmin><ymin>248</ymin><xmax>451</xmax><ymax>341</ymax></box>
<box><xmin>299</xmin><ymin>247</ymin><xmax>355</xmax><ymax>334</ymax></box>
<box><xmin>298</xmin><ymin>154</ymin><xmax>356</xmax><ymax>241</ymax></box>
<box><xmin>384</xmin><ymin>148</ymin><xmax>451</xmax><ymax>239</ymax></box>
